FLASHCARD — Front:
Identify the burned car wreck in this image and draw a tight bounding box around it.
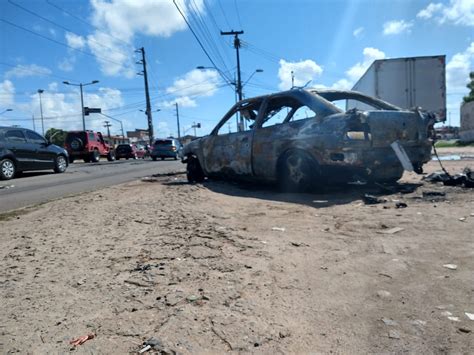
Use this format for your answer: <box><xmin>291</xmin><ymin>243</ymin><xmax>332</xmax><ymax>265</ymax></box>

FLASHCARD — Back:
<box><xmin>182</xmin><ymin>89</ymin><xmax>442</xmax><ymax>191</ymax></box>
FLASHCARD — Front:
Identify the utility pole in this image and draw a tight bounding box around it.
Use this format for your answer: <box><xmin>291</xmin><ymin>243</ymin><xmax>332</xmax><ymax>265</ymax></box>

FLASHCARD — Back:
<box><xmin>32</xmin><ymin>114</ymin><xmax>36</xmax><ymax>132</ymax></box>
<box><xmin>193</xmin><ymin>121</ymin><xmax>197</xmax><ymax>137</ymax></box>
<box><xmin>103</xmin><ymin>121</ymin><xmax>112</xmax><ymax>138</ymax></box>
<box><xmin>136</xmin><ymin>47</ymin><xmax>154</xmax><ymax>145</ymax></box>
<box><xmin>221</xmin><ymin>30</ymin><xmax>244</xmax><ymax>130</ymax></box>
<box><xmin>175</xmin><ymin>102</ymin><xmax>181</xmax><ymax>140</ymax></box>
<box><xmin>291</xmin><ymin>71</ymin><xmax>295</xmax><ymax>89</ymax></box>
<box><xmin>37</xmin><ymin>89</ymin><xmax>45</xmax><ymax>136</ymax></box>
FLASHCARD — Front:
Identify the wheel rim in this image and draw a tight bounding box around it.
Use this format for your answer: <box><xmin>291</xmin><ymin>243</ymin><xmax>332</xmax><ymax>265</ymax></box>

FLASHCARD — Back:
<box><xmin>286</xmin><ymin>155</ymin><xmax>305</xmax><ymax>184</ymax></box>
<box><xmin>2</xmin><ymin>160</ymin><xmax>15</xmax><ymax>178</ymax></box>
<box><xmin>57</xmin><ymin>156</ymin><xmax>67</xmax><ymax>171</ymax></box>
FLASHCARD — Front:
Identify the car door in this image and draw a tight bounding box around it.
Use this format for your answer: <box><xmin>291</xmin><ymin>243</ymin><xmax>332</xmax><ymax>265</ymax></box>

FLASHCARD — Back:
<box><xmin>25</xmin><ymin>130</ymin><xmax>55</xmax><ymax>169</ymax></box>
<box><xmin>202</xmin><ymin>99</ymin><xmax>262</xmax><ymax>177</ymax></box>
<box><xmin>3</xmin><ymin>129</ymin><xmax>36</xmax><ymax>170</ymax></box>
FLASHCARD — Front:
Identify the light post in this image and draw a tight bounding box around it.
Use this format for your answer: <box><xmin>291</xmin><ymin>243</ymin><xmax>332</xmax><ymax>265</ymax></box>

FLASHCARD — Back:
<box><xmin>242</xmin><ymin>69</ymin><xmax>264</xmax><ymax>89</ymax></box>
<box><xmin>63</xmin><ymin>80</ymin><xmax>99</xmax><ymax>130</ymax></box>
<box><xmin>37</xmin><ymin>89</ymin><xmax>45</xmax><ymax>136</ymax></box>
<box><xmin>0</xmin><ymin>108</ymin><xmax>12</xmax><ymax>116</ymax></box>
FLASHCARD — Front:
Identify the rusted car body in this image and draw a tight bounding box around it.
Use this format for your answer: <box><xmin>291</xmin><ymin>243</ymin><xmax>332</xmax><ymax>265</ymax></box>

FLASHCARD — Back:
<box><xmin>182</xmin><ymin>89</ymin><xmax>442</xmax><ymax>191</ymax></box>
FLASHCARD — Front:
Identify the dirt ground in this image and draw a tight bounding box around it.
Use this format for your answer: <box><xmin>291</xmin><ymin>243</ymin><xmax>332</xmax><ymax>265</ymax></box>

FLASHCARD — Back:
<box><xmin>1</xmin><ymin>149</ymin><xmax>473</xmax><ymax>354</ymax></box>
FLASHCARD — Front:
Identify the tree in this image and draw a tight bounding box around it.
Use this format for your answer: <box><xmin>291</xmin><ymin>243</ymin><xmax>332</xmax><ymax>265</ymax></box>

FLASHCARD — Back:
<box><xmin>463</xmin><ymin>71</ymin><xmax>474</xmax><ymax>104</ymax></box>
<box><xmin>45</xmin><ymin>128</ymin><xmax>67</xmax><ymax>147</ymax></box>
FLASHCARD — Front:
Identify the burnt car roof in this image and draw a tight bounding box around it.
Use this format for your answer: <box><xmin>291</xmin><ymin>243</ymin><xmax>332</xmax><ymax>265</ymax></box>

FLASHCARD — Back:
<box><xmin>309</xmin><ymin>89</ymin><xmax>402</xmax><ymax>111</ymax></box>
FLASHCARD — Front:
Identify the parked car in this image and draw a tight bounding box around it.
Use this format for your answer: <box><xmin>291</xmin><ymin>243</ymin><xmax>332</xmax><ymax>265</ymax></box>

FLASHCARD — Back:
<box><xmin>0</xmin><ymin>126</ymin><xmax>69</xmax><ymax>180</ymax></box>
<box><xmin>115</xmin><ymin>144</ymin><xmax>146</xmax><ymax>160</ymax></box>
<box><xmin>151</xmin><ymin>139</ymin><xmax>182</xmax><ymax>161</ymax></box>
<box><xmin>64</xmin><ymin>130</ymin><xmax>115</xmax><ymax>163</ymax></box>
<box><xmin>182</xmin><ymin>89</ymin><xmax>442</xmax><ymax>191</ymax></box>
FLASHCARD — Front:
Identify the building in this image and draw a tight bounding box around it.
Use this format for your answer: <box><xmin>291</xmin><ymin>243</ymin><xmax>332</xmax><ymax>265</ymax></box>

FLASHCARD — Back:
<box><xmin>107</xmin><ymin>135</ymin><xmax>129</xmax><ymax>147</ymax></box>
<box><xmin>460</xmin><ymin>101</ymin><xmax>474</xmax><ymax>142</ymax></box>
<box><xmin>126</xmin><ymin>129</ymin><xmax>149</xmax><ymax>143</ymax></box>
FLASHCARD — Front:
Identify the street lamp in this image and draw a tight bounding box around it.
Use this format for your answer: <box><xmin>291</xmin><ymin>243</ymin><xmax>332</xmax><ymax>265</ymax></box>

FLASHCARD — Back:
<box><xmin>63</xmin><ymin>80</ymin><xmax>99</xmax><ymax>130</ymax></box>
<box><xmin>242</xmin><ymin>69</ymin><xmax>264</xmax><ymax>88</ymax></box>
<box><xmin>37</xmin><ymin>89</ymin><xmax>45</xmax><ymax>136</ymax></box>
<box><xmin>0</xmin><ymin>108</ymin><xmax>13</xmax><ymax>115</ymax></box>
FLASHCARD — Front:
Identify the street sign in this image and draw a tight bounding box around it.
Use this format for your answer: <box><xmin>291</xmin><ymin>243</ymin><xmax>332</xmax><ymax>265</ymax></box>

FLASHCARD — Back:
<box><xmin>84</xmin><ymin>107</ymin><xmax>102</xmax><ymax>116</ymax></box>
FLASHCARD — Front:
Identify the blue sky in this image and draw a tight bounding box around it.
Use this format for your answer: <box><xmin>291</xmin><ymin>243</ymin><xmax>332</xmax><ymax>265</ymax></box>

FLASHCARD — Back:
<box><xmin>0</xmin><ymin>0</ymin><xmax>473</xmax><ymax>137</ymax></box>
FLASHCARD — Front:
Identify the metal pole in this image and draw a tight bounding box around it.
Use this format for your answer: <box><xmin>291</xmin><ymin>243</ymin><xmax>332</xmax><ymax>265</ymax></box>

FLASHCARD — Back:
<box><xmin>139</xmin><ymin>47</ymin><xmax>154</xmax><ymax>145</ymax></box>
<box><xmin>193</xmin><ymin>122</ymin><xmax>197</xmax><ymax>137</ymax></box>
<box><xmin>291</xmin><ymin>71</ymin><xmax>295</xmax><ymax>89</ymax></box>
<box><xmin>38</xmin><ymin>90</ymin><xmax>45</xmax><ymax>136</ymax></box>
<box><xmin>32</xmin><ymin>114</ymin><xmax>36</xmax><ymax>132</ymax></box>
<box><xmin>175</xmin><ymin>102</ymin><xmax>181</xmax><ymax>140</ymax></box>
<box><xmin>79</xmin><ymin>83</ymin><xmax>85</xmax><ymax>130</ymax></box>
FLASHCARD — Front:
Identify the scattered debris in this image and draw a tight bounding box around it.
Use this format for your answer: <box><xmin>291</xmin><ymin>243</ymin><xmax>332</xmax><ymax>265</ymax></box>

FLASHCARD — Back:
<box><xmin>458</xmin><ymin>327</ymin><xmax>472</xmax><ymax>334</ymax></box>
<box><xmin>448</xmin><ymin>316</ymin><xmax>460</xmax><ymax>322</ymax></box>
<box><xmin>379</xmin><ymin>227</ymin><xmax>404</xmax><ymax>234</ymax></box>
<box><xmin>391</xmin><ymin>140</ymin><xmax>414</xmax><ymax>172</ymax></box>
<box><xmin>69</xmin><ymin>333</ymin><xmax>95</xmax><ymax>347</ymax></box>
<box><xmin>443</xmin><ymin>264</ymin><xmax>458</xmax><ymax>270</ymax></box>
<box><xmin>388</xmin><ymin>330</ymin><xmax>400</xmax><ymax>339</ymax></box>
<box><xmin>395</xmin><ymin>202</ymin><xmax>407</xmax><ymax>209</ymax></box>
<box><xmin>0</xmin><ymin>184</ymin><xmax>15</xmax><ymax>189</ymax></box>
<box><xmin>381</xmin><ymin>317</ymin><xmax>398</xmax><ymax>326</ymax></box>
<box><xmin>139</xmin><ymin>337</ymin><xmax>175</xmax><ymax>354</ymax></box>
<box><xmin>458</xmin><ymin>217</ymin><xmax>466</xmax><ymax>222</ymax></box>
<box><xmin>411</xmin><ymin>319</ymin><xmax>427</xmax><ymax>326</ymax></box>
<box><xmin>424</xmin><ymin>167</ymin><xmax>474</xmax><ymax>188</ymax></box>
<box><xmin>441</xmin><ymin>311</ymin><xmax>453</xmax><ymax>317</ymax></box>
<box><xmin>422</xmin><ymin>191</ymin><xmax>446</xmax><ymax>198</ymax></box>
<box><xmin>465</xmin><ymin>312</ymin><xmax>474</xmax><ymax>321</ymax></box>
<box><xmin>362</xmin><ymin>194</ymin><xmax>385</xmax><ymax>205</ymax></box>
<box><xmin>376</xmin><ymin>290</ymin><xmax>391</xmax><ymax>299</ymax></box>
<box><xmin>271</xmin><ymin>227</ymin><xmax>286</xmax><ymax>232</ymax></box>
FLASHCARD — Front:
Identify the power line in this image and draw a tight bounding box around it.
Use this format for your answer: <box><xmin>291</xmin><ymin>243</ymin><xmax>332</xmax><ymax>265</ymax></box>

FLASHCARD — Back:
<box><xmin>234</xmin><ymin>0</ymin><xmax>243</xmax><ymax>29</ymax></box>
<box><xmin>7</xmin><ymin>0</ymin><xmax>126</xmax><ymax>57</ymax></box>
<box><xmin>172</xmin><ymin>0</ymin><xmax>233</xmax><ymax>86</ymax></box>
<box><xmin>0</xmin><ymin>18</ymin><xmax>125</xmax><ymax>67</ymax></box>
<box><xmin>45</xmin><ymin>0</ymin><xmax>132</xmax><ymax>48</ymax></box>
<box><xmin>217</xmin><ymin>0</ymin><xmax>232</xmax><ymax>29</ymax></box>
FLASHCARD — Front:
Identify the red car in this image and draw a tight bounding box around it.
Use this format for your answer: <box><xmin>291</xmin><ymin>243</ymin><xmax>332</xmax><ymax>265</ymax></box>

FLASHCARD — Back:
<box><xmin>115</xmin><ymin>144</ymin><xmax>147</xmax><ymax>160</ymax></box>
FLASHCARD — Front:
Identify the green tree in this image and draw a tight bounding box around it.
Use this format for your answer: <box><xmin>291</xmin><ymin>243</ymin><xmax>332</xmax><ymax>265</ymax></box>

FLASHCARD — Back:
<box><xmin>463</xmin><ymin>71</ymin><xmax>474</xmax><ymax>104</ymax></box>
<box><xmin>45</xmin><ymin>128</ymin><xmax>67</xmax><ymax>147</ymax></box>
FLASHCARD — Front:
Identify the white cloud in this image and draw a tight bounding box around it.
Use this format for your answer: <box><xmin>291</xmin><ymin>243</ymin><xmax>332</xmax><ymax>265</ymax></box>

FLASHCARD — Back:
<box><xmin>0</xmin><ymin>80</ymin><xmax>15</xmax><ymax>107</ymax></box>
<box><xmin>58</xmin><ymin>57</ymin><xmax>75</xmax><ymax>72</ymax></box>
<box><xmin>346</xmin><ymin>47</ymin><xmax>386</xmax><ymax>82</ymax></box>
<box><xmin>87</xmin><ymin>0</ymin><xmax>203</xmax><ymax>77</ymax></box>
<box><xmin>353</xmin><ymin>27</ymin><xmax>364</xmax><ymax>38</ymax></box>
<box><xmin>383</xmin><ymin>20</ymin><xmax>413</xmax><ymax>35</ymax></box>
<box><xmin>5</xmin><ymin>64</ymin><xmax>52</xmax><ymax>79</ymax></box>
<box><xmin>278</xmin><ymin>59</ymin><xmax>323</xmax><ymax>90</ymax></box>
<box><xmin>417</xmin><ymin>0</ymin><xmax>474</xmax><ymax>26</ymax></box>
<box><xmin>446</xmin><ymin>42</ymin><xmax>474</xmax><ymax>92</ymax></box>
<box><xmin>162</xmin><ymin>69</ymin><xmax>221</xmax><ymax>107</ymax></box>
<box><xmin>65</xmin><ymin>32</ymin><xmax>86</xmax><ymax>49</ymax></box>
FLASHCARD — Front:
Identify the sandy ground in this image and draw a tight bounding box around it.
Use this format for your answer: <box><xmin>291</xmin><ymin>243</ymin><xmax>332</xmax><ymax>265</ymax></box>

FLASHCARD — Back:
<box><xmin>1</xmin><ymin>150</ymin><xmax>473</xmax><ymax>354</ymax></box>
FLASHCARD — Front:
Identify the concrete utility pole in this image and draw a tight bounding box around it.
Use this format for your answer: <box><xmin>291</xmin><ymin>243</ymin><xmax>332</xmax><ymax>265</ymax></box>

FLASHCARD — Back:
<box><xmin>103</xmin><ymin>121</ymin><xmax>112</xmax><ymax>138</ymax></box>
<box><xmin>221</xmin><ymin>30</ymin><xmax>244</xmax><ymax>130</ymax></box>
<box><xmin>37</xmin><ymin>89</ymin><xmax>45</xmax><ymax>136</ymax></box>
<box><xmin>175</xmin><ymin>102</ymin><xmax>181</xmax><ymax>140</ymax></box>
<box><xmin>136</xmin><ymin>47</ymin><xmax>154</xmax><ymax>145</ymax></box>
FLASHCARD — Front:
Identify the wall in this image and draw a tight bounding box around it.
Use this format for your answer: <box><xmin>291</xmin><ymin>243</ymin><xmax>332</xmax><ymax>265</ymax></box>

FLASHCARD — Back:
<box><xmin>460</xmin><ymin>101</ymin><xmax>474</xmax><ymax>142</ymax></box>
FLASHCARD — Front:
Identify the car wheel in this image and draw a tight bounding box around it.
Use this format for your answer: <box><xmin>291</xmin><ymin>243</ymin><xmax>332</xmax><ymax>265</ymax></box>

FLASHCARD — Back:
<box><xmin>69</xmin><ymin>157</ymin><xmax>75</xmax><ymax>164</ymax></box>
<box><xmin>0</xmin><ymin>158</ymin><xmax>16</xmax><ymax>180</ymax></box>
<box><xmin>83</xmin><ymin>156</ymin><xmax>91</xmax><ymax>163</ymax></box>
<box><xmin>161</xmin><ymin>157</ymin><xmax>165</xmax><ymax>161</ymax></box>
<box><xmin>116</xmin><ymin>157</ymin><xmax>120</xmax><ymax>160</ymax></box>
<box><xmin>54</xmin><ymin>155</ymin><xmax>68</xmax><ymax>173</ymax></box>
<box><xmin>186</xmin><ymin>156</ymin><xmax>205</xmax><ymax>183</ymax></box>
<box><xmin>278</xmin><ymin>150</ymin><xmax>320</xmax><ymax>193</ymax></box>
<box><xmin>70</xmin><ymin>138</ymin><xmax>83</xmax><ymax>151</ymax></box>
<box><xmin>174</xmin><ymin>154</ymin><xmax>178</xmax><ymax>160</ymax></box>
<box><xmin>107</xmin><ymin>151</ymin><xmax>115</xmax><ymax>161</ymax></box>
<box><xmin>152</xmin><ymin>157</ymin><xmax>157</xmax><ymax>161</ymax></box>
<box><xmin>91</xmin><ymin>149</ymin><xmax>100</xmax><ymax>163</ymax></box>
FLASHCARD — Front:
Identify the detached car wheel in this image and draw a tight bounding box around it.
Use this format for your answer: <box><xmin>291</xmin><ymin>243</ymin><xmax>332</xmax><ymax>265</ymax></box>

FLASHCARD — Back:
<box><xmin>278</xmin><ymin>151</ymin><xmax>319</xmax><ymax>192</ymax></box>
<box><xmin>186</xmin><ymin>156</ymin><xmax>205</xmax><ymax>183</ymax></box>
<box><xmin>54</xmin><ymin>155</ymin><xmax>68</xmax><ymax>173</ymax></box>
<box><xmin>0</xmin><ymin>158</ymin><xmax>16</xmax><ymax>180</ymax></box>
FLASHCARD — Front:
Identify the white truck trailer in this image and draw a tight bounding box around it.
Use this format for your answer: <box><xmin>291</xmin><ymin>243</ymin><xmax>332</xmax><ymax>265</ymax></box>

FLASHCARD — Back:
<box><xmin>348</xmin><ymin>55</ymin><xmax>446</xmax><ymax>121</ymax></box>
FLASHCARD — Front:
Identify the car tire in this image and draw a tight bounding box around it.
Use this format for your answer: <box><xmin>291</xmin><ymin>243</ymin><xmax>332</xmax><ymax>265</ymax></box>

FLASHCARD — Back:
<box><xmin>186</xmin><ymin>156</ymin><xmax>205</xmax><ymax>183</ymax></box>
<box><xmin>83</xmin><ymin>156</ymin><xmax>91</xmax><ymax>163</ymax></box>
<box><xmin>91</xmin><ymin>149</ymin><xmax>100</xmax><ymax>163</ymax></box>
<box><xmin>0</xmin><ymin>158</ymin><xmax>16</xmax><ymax>180</ymax></box>
<box><xmin>174</xmin><ymin>154</ymin><xmax>178</xmax><ymax>160</ymax></box>
<box><xmin>54</xmin><ymin>155</ymin><xmax>68</xmax><ymax>173</ymax></box>
<box><xmin>133</xmin><ymin>154</ymin><xmax>137</xmax><ymax>160</ymax></box>
<box><xmin>161</xmin><ymin>157</ymin><xmax>165</xmax><ymax>161</ymax></box>
<box><xmin>107</xmin><ymin>151</ymin><xmax>115</xmax><ymax>161</ymax></box>
<box><xmin>69</xmin><ymin>157</ymin><xmax>75</xmax><ymax>164</ymax></box>
<box><xmin>152</xmin><ymin>157</ymin><xmax>157</xmax><ymax>161</ymax></box>
<box><xmin>116</xmin><ymin>157</ymin><xmax>120</xmax><ymax>160</ymax></box>
<box><xmin>70</xmin><ymin>138</ymin><xmax>83</xmax><ymax>151</ymax></box>
<box><xmin>278</xmin><ymin>150</ymin><xmax>320</xmax><ymax>193</ymax></box>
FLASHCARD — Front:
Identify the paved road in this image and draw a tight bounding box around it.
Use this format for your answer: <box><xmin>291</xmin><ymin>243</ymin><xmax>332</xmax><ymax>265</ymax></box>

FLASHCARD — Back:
<box><xmin>0</xmin><ymin>159</ymin><xmax>185</xmax><ymax>213</ymax></box>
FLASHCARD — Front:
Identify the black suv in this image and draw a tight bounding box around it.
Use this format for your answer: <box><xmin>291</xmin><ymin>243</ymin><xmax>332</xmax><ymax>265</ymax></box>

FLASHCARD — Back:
<box><xmin>0</xmin><ymin>126</ymin><xmax>69</xmax><ymax>180</ymax></box>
